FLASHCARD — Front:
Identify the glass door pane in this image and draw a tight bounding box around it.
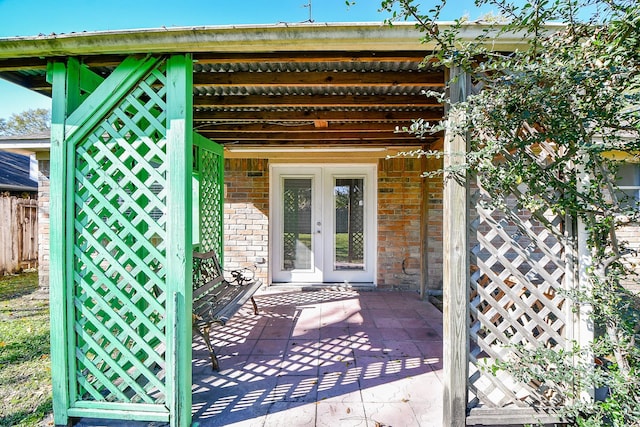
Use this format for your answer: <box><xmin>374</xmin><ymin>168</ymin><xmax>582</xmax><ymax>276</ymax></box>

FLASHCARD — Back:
<box><xmin>282</xmin><ymin>178</ymin><xmax>313</xmax><ymax>270</ymax></box>
<box><xmin>333</xmin><ymin>178</ymin><xmax>364</xmax><ymax>271</ymax></box>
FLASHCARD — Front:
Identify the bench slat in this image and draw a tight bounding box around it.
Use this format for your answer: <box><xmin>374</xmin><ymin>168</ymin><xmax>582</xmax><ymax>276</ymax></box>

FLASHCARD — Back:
<box><xmin>194</xmin><ymin>279</ymin><xmax>263</xmax><ymax>326</ymax></box>
<box><xmin>192</xmin><ymin>250</ymin><xmax>262</xmax><ymax>370</ymax></box>
<box><xmin>193</xmin><ymin>275</ymin><xmax>226</xmax><ymax>300</ymax></box>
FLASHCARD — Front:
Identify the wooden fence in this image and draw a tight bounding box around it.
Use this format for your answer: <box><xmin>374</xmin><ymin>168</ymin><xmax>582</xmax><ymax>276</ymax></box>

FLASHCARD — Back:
<box><xmin>0</xmin><ymin>196</ymin><xmax>38</xmax><ymax>274</ymax></box>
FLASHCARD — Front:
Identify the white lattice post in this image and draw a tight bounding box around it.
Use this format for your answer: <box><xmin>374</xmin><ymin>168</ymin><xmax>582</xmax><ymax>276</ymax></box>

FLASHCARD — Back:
<box><xmin>443</xmin><ymin>66</ymin><xmax>470</xmax><ymax>427</ymax></box>
<box><xmin>577</xmin><ymin>162</ymin><xmax>595</xmax><ymax>401</ymax></box>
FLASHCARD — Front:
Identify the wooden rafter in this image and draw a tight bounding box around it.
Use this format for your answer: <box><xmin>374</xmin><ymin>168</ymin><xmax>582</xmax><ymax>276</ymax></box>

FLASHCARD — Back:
<box><xmin>192</xmin><ymin>51</ymin><xmax>436</xmax><ymax>65</ymax></box>
<box><xmin>198</xmin><ymin>131</ymin><xmax>420</xmax><ymax>141</ymax></box>
<box><xmin>193</xmin><ymin>110</ymin><xmax>442</xmax><ymax>122</ymax></box>
<box><xmin>193</xmin><ymin>71</ymin><xmax>444</xmax><ymax>88</ymax></box>
<box><xmin>195</xmin><ymin>122</ymin><xmax>411</xmax><ymax>132</ymax></box>
<box><xmin>0</xmin><ymin>49</ymin><xmax>444</xmax><ymax>149</ymax></box>
<box><xmin>193</xmin><ymin>94</ymin><xmax>441</xmax><ymax>108</ymax></box>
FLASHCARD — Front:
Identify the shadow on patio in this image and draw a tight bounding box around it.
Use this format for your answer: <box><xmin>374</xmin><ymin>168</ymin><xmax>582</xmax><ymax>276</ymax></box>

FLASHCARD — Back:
<box><xmin>71</xmin><ymin>289</ymin><xmax>443</xmax><ymax>426</ymax></box>
<box><xmin>191</xmin><ymin>288</ymin><xmax>444</xmax><ymax>427</ymax></box>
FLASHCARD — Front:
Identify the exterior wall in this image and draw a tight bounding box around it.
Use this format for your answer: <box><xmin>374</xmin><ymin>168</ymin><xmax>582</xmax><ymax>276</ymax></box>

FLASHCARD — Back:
<box><xmin>377</xmin><ymin>157</ymin><xmax>429</xmax><ymax>290</ymax></box>
<box><xmin>619</xmin><ymin>221</ymin><xmax>640</xmax><ymax>294</ymax></box>
<box><xmin>223</xmin><ymin>159</ymin><xmax>270</xmax><ymax>285</ymax></box>
<box><xmin>223</xmin><ymin>156</ymin><xmax>444</xmax><ymax>291</ymax></box>
<box><xmin>424</xmin><ymin>157</ymin><xmax>444</xmax><ymax>292</ymax></box>
<box><xmin>37</xmin><ymin>159</ymin><xmax>50</xmax><ymax>291</ymax></box>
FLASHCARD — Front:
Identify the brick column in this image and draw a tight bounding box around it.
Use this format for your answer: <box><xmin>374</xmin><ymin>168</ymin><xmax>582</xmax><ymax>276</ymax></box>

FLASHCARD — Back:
<box><xmin>224</xmin><ymin>159</ymin><xmax>270</xmax><ymax>284</ymax></box>
<box><xmin>377</xmin><ymin>157</ymin><xmax>433</xmax><ymax>290</ymax></box>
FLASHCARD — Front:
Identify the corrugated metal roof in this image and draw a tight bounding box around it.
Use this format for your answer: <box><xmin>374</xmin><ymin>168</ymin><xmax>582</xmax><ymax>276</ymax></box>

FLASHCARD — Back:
<box><xmin>0</xmin><ymin>25</ymin><xmax>449</xmax><ymax>150</ymax></box>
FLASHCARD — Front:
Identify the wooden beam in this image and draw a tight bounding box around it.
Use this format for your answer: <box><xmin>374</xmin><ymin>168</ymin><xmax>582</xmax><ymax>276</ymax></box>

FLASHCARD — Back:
<box><xmin>196</xmin><ymin>122</ymin><xmax>410</xmax><ymax>132</ymax></box>
<box><xmin>0</xmin><ymin>57</ymin><xmax>48</xmax><ymax>71</ymax></box>
<box><xmin>208</xmin><ymin>139</ymin><xmax>434</xmax><ymax>147</ymax></box>
<box><xmin>200</xmin><ymin>132</ymin><xmax>422</xmax><ymax>141</ymax></box>
<box><xmin>224</xmin><ymin>148</ymin><xmax>405</xmax><ymax>160</ymax></box>
<box><xmin>193</xmin><ymin>70</ymin><xmax>445</xmax><ymax>87</ymax></box>
<box><xmin>442</xmin><ymin>66</ymin><xmax>470</xmax><ymax>427</ymax></box>
<box><xmin>193</xmin><ymin>94</ymin><xmax>442</xmax><ymax>108</ymax></box>
<box><xmin>193</xmin><ymin>109</ymin><xmax>444</xmax><ymax>122</ymax></box>
<box><xmin>193</xmin><ymin>51</ymin><xmax>436</xmax><ymax>65</ymax></box>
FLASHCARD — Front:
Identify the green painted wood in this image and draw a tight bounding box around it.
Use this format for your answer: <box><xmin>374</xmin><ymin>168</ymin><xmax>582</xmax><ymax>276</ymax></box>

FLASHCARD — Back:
<box><xmin>47</xmin><ymin>54</ymin><xmax>189</xmax><ymax>424</ymax></box>
<box><xmin>47</xmin><ymin>60</ymin><xmax>72</xmax><ymax>426</ymax></box>
<box><xmin>65</xmin><ymin>58</ymin><xmax>83</xmax><ymax>114</ymax></box>
<box><xmin>64</xmin><ymin>55</ymin><xmax>161</xmax><ymax>144</ymax></box>
<box><xmin>72</xmin><ymin>401</ymin><xmax>170</xmax><ymax>413</ymax></box>
<box><xmin>73</xmin><ymin>327</ymin><xmax>157</xmax><ymax>403</ymax></box>
<box><xmin>78</xmin><ymin>63</ymin><xmax>105</xmax><ymax>95</ymax></box>
<box><xmin>64</xmin><ymin>58</ymin><xmax>82</xmax><ymax>408</ymax></box>
<box><xmin>194</xmin><ymin>131</ymin><xmax>223</xmax><ymax>156</ymax></box>
<box><xmin>47</xmin><ymin>53</ymin><xmax>200</xmax><ymax>426</ymax></box>
<box><xmin>70</xmin><ymin>60</ymin><xmax>171</xmax><ymax>411</ymax></box>
<box><xmin>165</xmin><ymin>54</ymin><xmax>193</xmax><ymax>427</ymax></box>
<box><xmin>73</xmin><ymin>283</ymin><xmax>165</xmax><ymax>367</ymax></box>
<box><xmin>195</xmin><ymin>132</ymin><xmax>224</xmax><ymax>261</ymax></box>
<box><xmin>68</xmin><ymin>407</ymin><xmax>169</xmax><ymax>422</ymax></box>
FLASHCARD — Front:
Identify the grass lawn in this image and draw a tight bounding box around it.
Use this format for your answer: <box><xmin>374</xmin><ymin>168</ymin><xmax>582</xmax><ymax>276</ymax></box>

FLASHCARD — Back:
<box><xmin>0</xmin><ymin>271</ymin><xmax>52</xmax><ymax>427</ymax></box>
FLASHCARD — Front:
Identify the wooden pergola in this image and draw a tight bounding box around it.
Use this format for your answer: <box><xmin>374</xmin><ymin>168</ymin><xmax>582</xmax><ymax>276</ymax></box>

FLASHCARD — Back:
<box><xmin>0</xmin><ymin>23</ymin><xmax>584</xmax><ymax>427</ymax></box>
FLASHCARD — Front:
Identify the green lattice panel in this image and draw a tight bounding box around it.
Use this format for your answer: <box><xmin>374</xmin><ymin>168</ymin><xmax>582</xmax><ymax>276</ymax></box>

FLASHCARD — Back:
<box><xmin>72</xmin><ymin>63</ymin><xmax>169</xmax><ymax>405</ymax></box>
<box><xmin>199</xmin><ymin>148</ymin><xmax>223</xmax><ymax>257</ymax></box>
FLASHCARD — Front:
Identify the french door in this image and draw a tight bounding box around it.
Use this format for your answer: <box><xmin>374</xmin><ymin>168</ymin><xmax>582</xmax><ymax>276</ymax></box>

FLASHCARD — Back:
<box><xmin>271</xmin><ymin>165</ymin><xmax>376</xmax><ymax>284</ymax></box>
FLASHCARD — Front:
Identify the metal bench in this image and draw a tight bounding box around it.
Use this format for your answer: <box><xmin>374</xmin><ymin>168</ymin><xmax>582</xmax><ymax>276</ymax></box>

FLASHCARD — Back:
<box><xmin>192</xmin><ymin>250</ymin><xmax>262</xmax><ymax>371</ymax></box>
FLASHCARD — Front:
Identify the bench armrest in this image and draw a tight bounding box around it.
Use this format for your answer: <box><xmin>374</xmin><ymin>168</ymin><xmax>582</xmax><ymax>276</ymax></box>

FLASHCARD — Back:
<box><xmin>225</xmin><ymin>264</ymin><xmax>256</xmax><ymax>286</ymax></box>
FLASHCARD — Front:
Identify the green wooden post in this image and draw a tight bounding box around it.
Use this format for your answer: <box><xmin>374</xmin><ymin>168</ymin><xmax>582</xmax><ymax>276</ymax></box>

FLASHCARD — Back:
<box><xmin>165</xmin><ymin>54</ymin><xmax>193</xmax><ymax>427</ymax></box>
<box><xmin>48</xmin><ymin>60</ymin><xmax>72</xmax><ymax>427</ymax></box>
<box><xmin>48</xmin><ymin>54</ymin><xmax>196</xmax><ymax>425</ymax></box>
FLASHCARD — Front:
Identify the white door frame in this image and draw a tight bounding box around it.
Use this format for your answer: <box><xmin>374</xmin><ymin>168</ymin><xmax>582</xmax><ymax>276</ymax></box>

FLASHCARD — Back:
<box><xmin>269</xmin><ymin>163</ymin><xmax>377</xmax><ymax>285</ymax></box>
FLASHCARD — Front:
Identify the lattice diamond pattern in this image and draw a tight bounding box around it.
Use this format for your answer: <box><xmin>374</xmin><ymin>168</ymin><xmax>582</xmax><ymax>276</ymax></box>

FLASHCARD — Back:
<box><xmin>283</xmin><ymin>180</ymin><xmax>312</xmax><ymax>270</ymax></box>
<box><xmin>468</xmin><ymin>146</ymin><xmax>570</xmax><ymax>410</ymax></box>
<box><xmin>72</xmin><ymin>63</ymin><xmax>169</xmax><ymax>404</ymax></box>
<box><xmin>199</xmin><ymin>148</ymin><xmax>223</xmax><ymax>256</ymax></box>
<box><xmin>348</xmin><ymin>185</ymin><xmax>364</xmax><ymax>263</ymax></box>
<box><xmin>335</xmin><ymin>178</ymin><xmax>364</xmax><ymax>263</ymax></box>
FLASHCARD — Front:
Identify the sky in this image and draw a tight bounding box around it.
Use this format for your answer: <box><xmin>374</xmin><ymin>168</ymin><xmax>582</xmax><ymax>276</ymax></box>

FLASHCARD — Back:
<box><xmin>0</xmin><ymin>0</ymin><xmax>498</xmax><ymax>120</ymax></box>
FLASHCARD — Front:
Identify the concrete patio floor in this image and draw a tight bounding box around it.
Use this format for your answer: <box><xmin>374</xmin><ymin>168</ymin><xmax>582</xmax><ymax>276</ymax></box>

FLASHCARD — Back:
<box><xmin>191</xmin><ymin>287</ymin><xmax>444</xmax><ymax>427</ymax></box>
<box><xmin>74</xmin><ymin>287</ymin><xmax>445</xmax><ymax>427</ymax></box>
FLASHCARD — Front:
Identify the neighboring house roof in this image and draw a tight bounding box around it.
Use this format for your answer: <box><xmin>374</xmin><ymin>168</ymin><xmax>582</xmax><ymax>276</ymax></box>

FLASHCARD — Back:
<box><xmin>0</xmin><ymin>133</ymin><xmax>50</xmax><ymax>153</ymax></box>
<box><xmin>0</xmin><ymin>150</ymin><xmax>37</xmax><ymax>192</ymax></box>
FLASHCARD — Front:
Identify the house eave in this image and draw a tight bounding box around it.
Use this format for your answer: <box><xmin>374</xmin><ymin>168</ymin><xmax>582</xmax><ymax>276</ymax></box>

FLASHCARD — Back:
<box><xmin>0</xmin><ymin>22</ymin><xmax>547</xmax><ymax>60</ymax></box>
<box><xmin>0</xmin><ymin>137</ymin><xmax>51</xmax><ymax>154</ymax></box>
<box><xmin>0</xmin><ymin>184</ymin><xmax>38</xmax><ymax>192</ymax></box>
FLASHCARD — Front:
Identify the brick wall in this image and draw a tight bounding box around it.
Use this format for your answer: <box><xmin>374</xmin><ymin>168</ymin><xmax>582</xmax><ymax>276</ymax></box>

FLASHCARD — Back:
<box><xmin>424</xmin><ymin>157</ymin><xmax>444</xmax><ymax>292</ymax></box>
<box><xmin>377</xmin><ymin>157</ymin><xmax>441</xmax><ymax>290</ymax></box>
<box><xmin>222</xmin><ymin>157</ymin><xmax>445</xmax><ymax>291</ymax></box>
<box><xmin>37</xmin><ymin>159</ymin><xmax>50</xmax><ymax>292</ymax></box>
<box><xmin>223</xmin><ymin>159</ymin><xmax>269</xmax><ymax>284</ymax></box>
